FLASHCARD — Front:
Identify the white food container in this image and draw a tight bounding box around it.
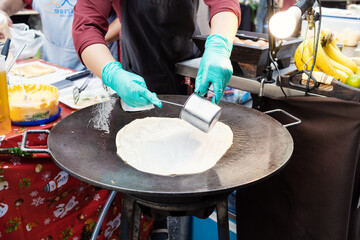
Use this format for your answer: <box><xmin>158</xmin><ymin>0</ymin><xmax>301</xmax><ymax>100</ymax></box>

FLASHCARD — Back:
<box><xmin>301</xmin><ymin>7</ymin><xmax>360</xmax><ymax>47</ymax></box>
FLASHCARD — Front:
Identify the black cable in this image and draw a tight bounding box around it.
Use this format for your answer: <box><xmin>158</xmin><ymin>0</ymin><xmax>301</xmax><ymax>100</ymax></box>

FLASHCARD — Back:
<box><xmin>304</xmin><ymin>0</ymin><xmax>321</xmax><ymax>95</ymax></box>
<box><xmin>269</xmin><ymin>50</ymin><xmax>288</xmax><ymax>97</ymax></box>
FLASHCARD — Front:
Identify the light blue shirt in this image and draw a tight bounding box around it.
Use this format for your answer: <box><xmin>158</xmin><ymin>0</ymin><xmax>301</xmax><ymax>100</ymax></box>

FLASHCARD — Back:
<box><xmin>31</xmin><ymin>0</ymin><xmax>118</xmax><ymax>71</ymax></box>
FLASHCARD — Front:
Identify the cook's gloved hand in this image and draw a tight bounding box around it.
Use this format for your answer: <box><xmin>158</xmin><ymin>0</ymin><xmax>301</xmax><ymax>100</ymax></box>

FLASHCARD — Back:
<box><xmin>195</xmin><ymin>34</ymin><xmax>233</xmax><ymax>104</ymax></box>
<box><xmin>102</xmin><ymin>62</ymin><xmax>162</xmax><ymax>108</ymax></box>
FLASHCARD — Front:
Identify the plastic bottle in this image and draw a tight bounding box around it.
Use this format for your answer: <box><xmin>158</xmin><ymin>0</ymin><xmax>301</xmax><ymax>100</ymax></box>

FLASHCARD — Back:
<box><xmin>221</xmin><ymin>87</ymin><xmax>236</xmax><ymax>103</ymax></box>
<box><xmin>0</xmin><ymin>12</ymin><xmax>11</xmax><ymax>39</ymax></box>
<box><xmin>0</xmin><ymin>55</ymin><xmax>11</xmax><ymax>135</ymax></box>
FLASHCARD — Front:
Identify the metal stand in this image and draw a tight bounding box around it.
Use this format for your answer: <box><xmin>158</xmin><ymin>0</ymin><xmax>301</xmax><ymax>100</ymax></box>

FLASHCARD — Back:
<box><xmin>256</xmin><ymin>72</ymin><xmax>276</xmax><ymax>110</ymax></box>
<box><xmin>255</xmin><ymin>0</ymin><xmax>279</xmax><ymax>110</ymax></box>
<box><xmin>119</xmin><ymin>195</ymin><xmax>142</xmax><ymax>240</ymax></box>
<box><xmin>119</xmin><ymin>193</ymin><xmax>231</xmax><ymax>240</ymax></box>
<box><xmin>216</xmin><ymin>198</ymin><xmax>230</xmax><ymax>239</ymax></box>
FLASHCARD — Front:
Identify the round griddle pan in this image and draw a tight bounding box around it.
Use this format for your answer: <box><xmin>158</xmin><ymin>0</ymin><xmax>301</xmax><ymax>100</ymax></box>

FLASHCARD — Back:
<box><xmin>22</xmin><ymin>95</ymin><xmax>294</xmax><ymax>203</ymax></box>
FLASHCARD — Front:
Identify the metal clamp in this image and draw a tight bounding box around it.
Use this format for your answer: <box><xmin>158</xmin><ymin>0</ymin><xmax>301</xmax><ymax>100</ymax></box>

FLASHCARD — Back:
<box><xmin>288</xmin><ymin>70</ymin><xmax>318</xmax><ymax>91</ymax></box>
<box><xmin>265</xmin><ymin>109</ymin><xmax>301</xmax><ymax>128</ymax></box>
<box><xmin>255</xmin><ymin>69</ymin><xmax>276</xmax><ymax>110</ymax></box>
<box><xmin>20</xmin><ymin>130</ymin><xmax>51</xmax><ymax>154</ymax></box>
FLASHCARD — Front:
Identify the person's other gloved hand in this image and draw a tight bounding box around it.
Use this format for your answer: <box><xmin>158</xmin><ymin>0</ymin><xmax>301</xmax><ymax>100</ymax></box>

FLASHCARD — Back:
<box><xmin>195</xmin><ymin>34</ymin><xmax>233</xmax><ymax>104</ymax></box>
<box><xmin>102</xmin><ymin>62</ymin><xmax>162</xmax><ymax>108</ymax></box>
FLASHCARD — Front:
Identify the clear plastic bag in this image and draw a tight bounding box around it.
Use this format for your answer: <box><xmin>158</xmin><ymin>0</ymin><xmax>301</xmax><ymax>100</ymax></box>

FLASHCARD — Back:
<box><xmin>9</xmin><ymin>23</ymin><xmax>44</xmax><ymax>59</ymax></box>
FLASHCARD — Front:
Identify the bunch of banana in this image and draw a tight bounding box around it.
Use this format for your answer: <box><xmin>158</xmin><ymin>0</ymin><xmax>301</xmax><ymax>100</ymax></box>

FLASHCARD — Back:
<box><xmin>322</xmin><ymin>31</ymin><xmax>359</xmax><ymax>80</ymax></box>
<box><xmin>294</xmin><ymin>30</ymin><xmax>359</xmax><ymax>83</ymax></box>
<box><xmin>294</xmin><ymin>37</ymin><xmax>341</xmax><ymax>81</ymax></box>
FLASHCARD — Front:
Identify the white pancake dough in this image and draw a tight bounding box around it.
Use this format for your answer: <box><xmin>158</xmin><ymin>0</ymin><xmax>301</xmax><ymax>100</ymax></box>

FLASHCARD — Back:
<box><xmin>116</xmin><ymin>117</ymin><xmax>233</xmax><ymax>176</ymax></box>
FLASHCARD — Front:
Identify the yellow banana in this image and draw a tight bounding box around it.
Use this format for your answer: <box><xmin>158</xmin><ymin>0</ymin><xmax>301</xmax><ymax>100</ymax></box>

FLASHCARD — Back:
<box><xmin>328</xmin><ymin>57</ymin><xmax>354</xmax><ymax>76</ymax></box>
<box><xmin>304</xmin><ymin>40</ymin><xmax>322</xmax><ymax>71</ymax></box>
<box><xmin>294</xmin><ymin>41</ymin><xmax>306</xmax><ymax>70</ymax></box>
<box><xmin>330</xmin><ymin>40</ymin><xmax>341</xmax><ymax>51</ymax></box>
<box><xmin>294</xmin><ymin>40</ymin><xmax>312</xmax><ymax>71</ymax></box>
<box><xmin>294</xmin><ymin>39</ymin><xmax>320</xmax><ymax>71</ymax></box>
<box><xmin>324</xmin><ymin>40</ymin><xmax>358</xmax><ymax>73</ymax></box>
<box><xmin>321</xmin><ymin>29</ymin><xmax>333</xmax><ymax>38</ymax></box>
<box><xmin>350</xmin><ymin>57</ymin><xmax>360</xmax><ymax>66</ymax></box>
<box><xmin>320</xmin><ymin>29</ymin><xmax>333</xmax><ymax>46</ymax></box>
<box><xmin>307</xmin><ymin>38</ymin><xmax>340</xmax><ymax>80</ymax></box>
<box><xmin>334</xmin><ymin>69</ymin><xmax>348</xmax><ymax>83</ymax></box>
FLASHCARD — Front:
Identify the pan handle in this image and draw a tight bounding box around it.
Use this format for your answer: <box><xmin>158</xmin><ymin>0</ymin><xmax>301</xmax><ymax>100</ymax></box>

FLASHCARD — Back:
<box><xmin>264</xmin><ymin>109</ymin><xmax>301</xmax><ymax>128</ymax></box>
<box><xmin>20</xmin><ymin>130</ymin><xmax>51</xmax><ymax>154</ymax></box>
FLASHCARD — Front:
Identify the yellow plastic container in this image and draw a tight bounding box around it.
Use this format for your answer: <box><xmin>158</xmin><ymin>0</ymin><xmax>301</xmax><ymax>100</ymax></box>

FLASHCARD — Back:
<box><xmin>0</xmin><ymin>55</ymin><xmax>11</xmax><ymax>135</ymax></box>
<box><xmin>8</xmin><ymin>84</ymin><xmax>59</xmax><ymax>122</ymax></box>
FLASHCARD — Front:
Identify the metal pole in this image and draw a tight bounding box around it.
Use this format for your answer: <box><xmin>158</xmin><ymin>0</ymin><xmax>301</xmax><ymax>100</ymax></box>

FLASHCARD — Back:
<box><xmin>90</xmin><ymin>190</ymin><xmax>117</xmax><ymax>240</ymax></box>
<box><xmin>216</xmin><ymin>198</ymin><xmax>230</xmax><ymax>240</ymax></box>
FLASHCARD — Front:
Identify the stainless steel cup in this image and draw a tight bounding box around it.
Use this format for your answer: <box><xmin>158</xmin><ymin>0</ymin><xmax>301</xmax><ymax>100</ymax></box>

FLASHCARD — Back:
<box><xmin>180</xmin><ymin>93</ymin><xmax>221</xmax><ymax>133</ymax></box>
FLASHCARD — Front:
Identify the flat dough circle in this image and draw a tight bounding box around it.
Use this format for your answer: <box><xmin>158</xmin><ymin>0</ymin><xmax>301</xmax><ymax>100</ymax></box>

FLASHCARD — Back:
<box><xmin>116</xmin><ymin>117</ymin><xmax>233</xmax><ymax>176</ymax></box>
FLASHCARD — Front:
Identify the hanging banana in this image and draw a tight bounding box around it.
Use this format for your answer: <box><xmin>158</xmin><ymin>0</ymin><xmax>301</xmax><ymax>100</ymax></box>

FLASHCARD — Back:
<box><xmin>307</xmin><ymin>37</ymin><xmax>340</xmax><ymax>80</ymax></box>
<box><xmin>294</xmin><ymin>38</ymin><xmax>320</xmax><ymax>71</ymax></box>
<box><xmin>324</xmin><ymin>40</ymin><xmax>358</xmax><ymax>73</ymax></box>
<box><xmin>328</xmin><ymin>57</ymin><xmax>354</xmax><ymax>76</ymax></box>
<box><xmin>334</xmin><ymin>69</ymin><xmax>349</xmax><ymax>83</ymax></box>
<box><xmin>294</xmin><ymin>41</ymin><xmax>305</xmax><ymax>70</ymax></box>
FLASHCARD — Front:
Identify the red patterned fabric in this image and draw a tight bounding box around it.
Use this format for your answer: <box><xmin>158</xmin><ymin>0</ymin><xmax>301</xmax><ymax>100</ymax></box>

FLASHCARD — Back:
<box><xmin>0</xmin><ymin>103</ymin><xmax>152</xmax><ymax>239</ymax></box>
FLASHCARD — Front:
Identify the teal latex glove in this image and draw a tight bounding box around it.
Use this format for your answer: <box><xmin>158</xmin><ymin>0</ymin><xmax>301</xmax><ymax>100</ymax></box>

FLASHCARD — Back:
<box><xmin>102</xmin><ymin>62</ymin><xmax>162</xmax><ymax>108</ymax></box>
<box><xmin>195</xmin><ymin>34</ymin><xmax>233</xmax><ymax>104</ymax></box>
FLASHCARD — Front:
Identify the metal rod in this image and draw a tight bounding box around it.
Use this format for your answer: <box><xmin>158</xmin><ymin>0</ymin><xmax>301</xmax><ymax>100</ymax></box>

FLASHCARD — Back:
<box><xmin>216</xmin><ymin>197</ymin><xmax>230</xmax><ymax>240</ymax></box>
<box><xmin>20</xmin><ymin>130</ymin><xmax>51</xmax><ymax>154</ymax></box>
<box><xmin>6</xmin><ymin>43</ymin><xmax>26</xmax><ymax>74</ymax></box>
<box><xmin>264</xmin><ymin>109</ymin><xmax>302</xmax><ymax>128</ymax></box>
<box><xmin>90</xmin><ymin>190</ymin><xmax>117</xmax><ymax>240</ymax></box>
<box><xmin>119</xmin><ymin>194</ymin><xmax>135</xmax><ymax>239</ymax></box>
<box><xmin>161</xmin><ymin>100</ymin><xmax>184</xmax><ymax>107</ymax></box>
<box><xmin>132</xmin><ymin>203</ymin><xmax>142</xmax><ymax>240</ymax></box>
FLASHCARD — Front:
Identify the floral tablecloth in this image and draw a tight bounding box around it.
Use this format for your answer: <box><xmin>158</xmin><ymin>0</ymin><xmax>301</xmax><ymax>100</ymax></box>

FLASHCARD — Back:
<box><xmin>0</xmin><ymin>103</ymin><xmax>152</xmax><ymax>240</ymax></box>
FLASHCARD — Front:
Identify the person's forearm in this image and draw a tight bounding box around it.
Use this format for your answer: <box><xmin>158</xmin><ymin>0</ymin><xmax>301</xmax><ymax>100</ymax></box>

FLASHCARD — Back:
<box><xmin>0</xmin><ymin>0</ymin><xmax>26</xmax><ymax>16</ymax></box>
<box><xmin>0</xmin><ymin>0</ymin><xmax>26</xmax><ymax>25</ymax></box>
<box><xmin>277</xmin><ymin>0</ymin><xmax>284</xmax><ymax>9</ymax></box>
<box><xmin>105</xmin><ymin>18</ymin><xmax>120</xmax><ymax>45</ymax></box>
<box><xmin>81</xmin><ymin>43</ymin><xmax>116</xmax><ymax>78</ymax></box>
<box><xmin>209</xmin><ymin>12</ymin><xmax>238</xmax><ymax>43</ymax></box>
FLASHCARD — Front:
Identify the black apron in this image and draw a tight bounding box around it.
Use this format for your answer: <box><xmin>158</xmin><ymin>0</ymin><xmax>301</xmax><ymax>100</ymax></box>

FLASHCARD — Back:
<box><xmin>236</xmin><ymin>96</ymin><xmax>360</xmax><ymax>240</ymax></box>
<box><xmin>120</xmin><ymin>0</ymin><xmax>201</xmax><ymax>95</ymax></box>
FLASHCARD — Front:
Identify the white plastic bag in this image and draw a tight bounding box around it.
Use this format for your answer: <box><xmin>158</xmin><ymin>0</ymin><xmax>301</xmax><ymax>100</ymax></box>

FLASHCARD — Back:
<box><xmin>9</xmin><ymin>23</ymin><xmax>44</xmax><ymax>59</ymax></box>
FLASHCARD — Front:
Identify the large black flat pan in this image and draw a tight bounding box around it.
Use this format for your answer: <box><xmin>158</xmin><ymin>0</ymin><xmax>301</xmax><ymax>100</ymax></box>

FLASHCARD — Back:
<box><xmin>45</xmin><ymin>95</ymin><xmax>293</xmax><ymax>203</ymax></box>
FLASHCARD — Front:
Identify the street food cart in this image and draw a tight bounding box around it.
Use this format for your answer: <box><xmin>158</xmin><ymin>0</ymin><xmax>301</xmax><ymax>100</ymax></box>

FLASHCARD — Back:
<box><xmin>1</xmin><ymin>3</ymin><xmax>360</xmax><ymax>238</ymax></box>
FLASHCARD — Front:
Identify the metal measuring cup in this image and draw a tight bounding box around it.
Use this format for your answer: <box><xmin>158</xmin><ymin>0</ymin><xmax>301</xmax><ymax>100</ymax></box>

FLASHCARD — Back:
<box><xmin>162</xmin><ymin>93</ymin><xmax>222</xmax><ymax>133</ymax></box>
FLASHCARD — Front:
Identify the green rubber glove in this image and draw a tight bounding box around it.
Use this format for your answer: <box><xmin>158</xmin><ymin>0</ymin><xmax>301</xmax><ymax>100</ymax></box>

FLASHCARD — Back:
<box><xmin>195</xmin><ymin>34</ymin><xmax>233</xmax><ymax>104</ymax></box>
<box><xmin>102</xmin><ymin>62</ymin><xmax>162</xmax><ymax>108</ymax></box>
